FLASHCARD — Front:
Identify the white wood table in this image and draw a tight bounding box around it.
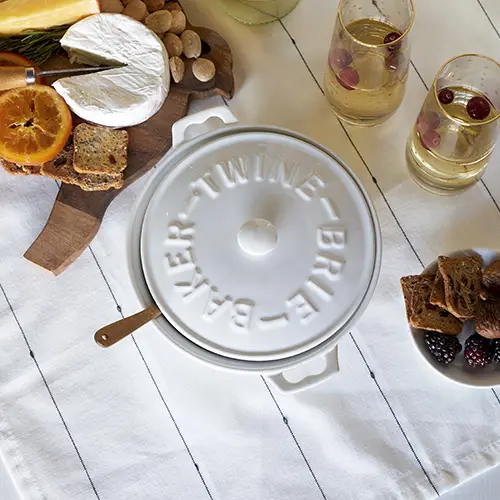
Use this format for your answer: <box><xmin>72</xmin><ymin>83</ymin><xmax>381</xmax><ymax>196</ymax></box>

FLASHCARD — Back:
<box><xmin>1</xmin><ymin>1</ymin><xmax>500</xmax><ymax>499</ymax></box>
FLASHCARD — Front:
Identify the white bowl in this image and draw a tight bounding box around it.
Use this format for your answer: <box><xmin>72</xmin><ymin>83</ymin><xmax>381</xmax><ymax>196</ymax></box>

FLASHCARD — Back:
<box><xmin>410</xmin><ymin>248</ymin><xmax>500</xmax><ymax>388</ymax></box>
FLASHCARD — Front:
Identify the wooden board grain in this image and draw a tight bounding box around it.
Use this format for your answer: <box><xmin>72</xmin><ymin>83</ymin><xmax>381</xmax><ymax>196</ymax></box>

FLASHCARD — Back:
<box><xmin>24</xmin><ymin>11</ymin><xmax>234</xmax><ymax>275</ymax></box>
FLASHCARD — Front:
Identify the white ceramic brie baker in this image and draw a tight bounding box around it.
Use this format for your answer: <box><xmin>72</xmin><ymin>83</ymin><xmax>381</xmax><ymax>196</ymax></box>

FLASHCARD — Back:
<box><xmin>127</xmin><ymin>106</ymin><xmax>381</xmax><ymax>393</ymax></box>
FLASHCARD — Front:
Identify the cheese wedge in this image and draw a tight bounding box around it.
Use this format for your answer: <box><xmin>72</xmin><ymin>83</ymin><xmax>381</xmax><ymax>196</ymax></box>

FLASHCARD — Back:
<box><xmin>0</xmin><ymin>0</ymin><xmax>100</xmax><ymax>35</ymax></box>
<box><xmin>53</xmin><ymin>14</ymin><xmax>170</xmax><ymax>128</ymax></box>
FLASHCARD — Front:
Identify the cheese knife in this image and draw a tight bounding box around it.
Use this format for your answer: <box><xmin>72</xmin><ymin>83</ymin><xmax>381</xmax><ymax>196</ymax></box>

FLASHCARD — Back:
<box><xmin>0</xmin><ymin>64</ymin><xmax>125</xmax><ymax>92</ymax></box>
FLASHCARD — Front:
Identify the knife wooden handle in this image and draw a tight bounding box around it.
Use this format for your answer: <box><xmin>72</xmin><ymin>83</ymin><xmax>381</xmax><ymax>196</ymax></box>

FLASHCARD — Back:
<box><xmin>0</xmin><ymin>67</ymin><xmax>29</xmax><ymax>91</ymax></box>
<box><xmin>94</xmin><ymin>305</ymin><xmax>162</xmax><ymax>348</ymax></box>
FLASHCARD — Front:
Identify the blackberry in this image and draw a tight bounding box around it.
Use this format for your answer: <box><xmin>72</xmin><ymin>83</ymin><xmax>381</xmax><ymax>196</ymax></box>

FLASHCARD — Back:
<box><xmin>493</xmin><ymin>340</ymin><xmax>500</xmax><ymax>364</ymax></box>
<box><xmin>424</xmin><ymin>332</ymin><xmax>462</xmax><ymax>365</ymax></box>
<box><xmin>464</xmin><ymin>333</ymin><xmax>493</xmax><ymax>368</ymax></box>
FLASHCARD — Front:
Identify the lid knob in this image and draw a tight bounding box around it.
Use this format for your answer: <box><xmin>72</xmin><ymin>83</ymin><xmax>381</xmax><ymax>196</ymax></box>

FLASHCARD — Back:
<box><xmin>237</xmin><ymin>218</ymin><xmax>278</xmax><ymax>257</ymax></box>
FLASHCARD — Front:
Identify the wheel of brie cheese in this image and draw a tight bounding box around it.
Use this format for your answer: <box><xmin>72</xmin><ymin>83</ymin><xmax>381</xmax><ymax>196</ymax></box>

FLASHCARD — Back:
<box><xmin>53</xmin><ymin>14</ymin><xmax>170</xmax><ymax>128</ymax></box>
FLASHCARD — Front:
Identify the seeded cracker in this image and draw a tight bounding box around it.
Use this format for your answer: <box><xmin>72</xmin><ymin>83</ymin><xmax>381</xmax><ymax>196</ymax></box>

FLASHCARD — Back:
<box><xmin>73</xmin><ymin>123</ymin><xmax>128</xmax><ymax>176</ymax></box>
<box><xmin>0</xmin><ymin>157</ymin><xmax>29</xmax><ymax>175</ymax></box>
<box><xmin>22</xmin><ymin>165</ymin><xmax>42</xmax><ymax>175</ymax></box>
<box><xmin>42</xmin><ymin>137</ymin><xmax>124</xmax><ymax>191</ymax></box>
<box><xmin>429</xmin><ymin>269</ymin><xmax>447</xmax><ymax>309</ymax></box>
<box><xmin>0</xmin><ymin>157</ymin><xmax>41</xmax><ymax>176</ymax></box>
<box><xmin>438</xmin><ymin>255</ymin><xmax>483</xmax><ymax>319</ymax></box>
<box><xmin>400</xmin><ymin>274</ymin><xmax>463</xmax><ymax>334</ymax></box>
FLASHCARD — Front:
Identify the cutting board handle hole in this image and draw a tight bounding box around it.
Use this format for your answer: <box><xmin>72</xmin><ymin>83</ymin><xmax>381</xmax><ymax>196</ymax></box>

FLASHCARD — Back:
<box><xmin>201</xmin><ymin>40</ymin><xmax>211</xmax><ymax>55</ymax></box>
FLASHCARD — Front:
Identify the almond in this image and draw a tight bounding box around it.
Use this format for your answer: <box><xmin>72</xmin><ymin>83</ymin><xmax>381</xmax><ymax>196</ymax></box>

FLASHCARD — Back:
<box><xmin>123</xmin><ymin>0</ymin><xmax>148</xmax><ymax>21</ymax></box>
<box><xmin>144</xmin><ymin>0</ymin><xmax>165</xmax><ymax>12</ymax></box>
<box><xmin>100</xmin><ymin>0</ymin><xmax>124</xmax><ymax>13</ymax></box>
<box><xmin>169</xmin><ymin>10</ymin><xmax>186</xmax><ymax>35</ymax></box>
<box><xmin>181</xmin><ymin>29</ymin><xmax>201</xmax><ymax>58</ymax></box>
<box><xmin>163</xmin><ymin>33</ymin><xmax>183</xmax><ymax>57</ymax></box>
<box><xmin>164</xmin><ymin>2</ymin><xmax>182</xmax><ymax>11</ymax></box>
<box><xmin>169</xmin><ymin>56</ymin><xmax>185</xmax><ymax>83</ymax></box>
<box><xmin>192</xmin><ymin>57</ymin><xmax>215</xmax><ymax>82</ymax></box>
<box><xmin>145</xmin><ymin>10</ymin><xmax>172</xmax><ymax>34</ymax></box>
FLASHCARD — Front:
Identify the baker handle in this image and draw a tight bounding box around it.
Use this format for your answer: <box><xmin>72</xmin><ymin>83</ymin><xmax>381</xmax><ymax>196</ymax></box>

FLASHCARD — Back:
<box><xmin>267</xmin><ymin>346</ymin><xmax>340</xmax><ymax>394</ymax></box>
<box><xmin>95</xmin><ymin>305</ymin><xmax>161</xmax><ymax>348</ymax></box>
<box><xmin>171</xmin><ymin>105</ymin><xmax>238</xmax><ymax>149</ymax></box>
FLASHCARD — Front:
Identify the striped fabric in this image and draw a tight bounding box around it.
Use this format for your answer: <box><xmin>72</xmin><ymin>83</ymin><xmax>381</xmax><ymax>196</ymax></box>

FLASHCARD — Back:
<box><xmin>1</xmin><ymin>1</ymin><xmax>500</xmax><ymax>499</ymax></box>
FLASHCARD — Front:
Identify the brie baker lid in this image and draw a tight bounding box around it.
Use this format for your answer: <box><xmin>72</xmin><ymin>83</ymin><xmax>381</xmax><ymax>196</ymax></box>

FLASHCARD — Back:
<box><xmin>140</xmin><ymin>130</ymin><xmax>379</xmax><ymax>362</ymax></box>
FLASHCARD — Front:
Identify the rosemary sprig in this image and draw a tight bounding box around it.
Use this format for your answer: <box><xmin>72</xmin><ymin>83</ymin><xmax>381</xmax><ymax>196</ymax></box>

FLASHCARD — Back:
<box><xmin>0</xmin><ymin>25</ymin><xmax>69</xmax><ymax>66</ymax></box>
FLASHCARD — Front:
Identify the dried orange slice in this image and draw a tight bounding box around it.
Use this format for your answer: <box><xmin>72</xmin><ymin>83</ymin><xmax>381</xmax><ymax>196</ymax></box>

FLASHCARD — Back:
<box><xmin>0</xmin><ymin>85</ymin><xmax>72</xmax><ymax>165</ymax></box>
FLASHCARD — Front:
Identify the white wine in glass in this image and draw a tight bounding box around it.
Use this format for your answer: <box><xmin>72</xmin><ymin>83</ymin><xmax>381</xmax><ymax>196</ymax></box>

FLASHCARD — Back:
<box><xmin>325</xmin><ymin>0</ymin><xmax>414</xmax><ymax>126</ymax></box>
<box><xmin>407</xmin><ymin>54</ymin><xmax>500</xmax><ymax>194</ymax></box>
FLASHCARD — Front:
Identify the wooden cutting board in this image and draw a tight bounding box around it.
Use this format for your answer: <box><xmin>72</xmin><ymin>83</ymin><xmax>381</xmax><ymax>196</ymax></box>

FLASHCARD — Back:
<box><xmin>24</xmin><ymin>10</ymin><xmax>234</xmax><ymax>275</ymax></box>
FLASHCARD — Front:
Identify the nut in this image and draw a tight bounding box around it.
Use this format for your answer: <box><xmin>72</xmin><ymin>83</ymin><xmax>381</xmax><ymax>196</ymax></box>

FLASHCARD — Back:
<box><xmin>164</xmin><ymin>2</ymin><xmax>182</xmax><ymax>11</ymax></box>
<box><xmin>163</xmin><ymin>33</ymin><xmax>183</xmax><ymax>57</ymax></box>
<box><xmin>121</xmin><ymin>0</ymin><xmax>135</xmax><ymax>5</ymax></box>
<box><xmin>145</xmin><ymin>10</ymin><xmax>172</xmax><ymax>34</ymax></box>
<box><xmin>475</xmin><ymin>297</ymin><xmax>500</xmax><ymax>339</ymax></box>
<box><xmin>483</xmin><ymin>261</ymin><xmax>500</xmax><ymax>294</ymax></box>
<box><xmin>192</xmin><ymin>57</ymin><xmax>215</xmax><ymax>82</ymax></box>
<box><xmin>169</xmin><ymin>56</ymin><xmax>185</xmax><ymax>83</ymax></box>
<box><xmin>100</xmin><ymin>0</ymin><xmax>124</xmax><ymax>13</ymax></box>
<box><xmin>144</xmin><ymin>0</ymin><xmax>165</xmax><ymax>12</ymax></box>
<box><xmin>181</xmin><ymin>29</ymin><xmax>201</xmax><ymax>58</ymax></box>
<box><xmin>123</xmin><ymin>0</ymin><xmax>148</xmax><ymax>21</ymax></box>
<box><xmin>169</xmin><ymin>10</ymin><xmax>186</xmax><ymax>34</ymax></box>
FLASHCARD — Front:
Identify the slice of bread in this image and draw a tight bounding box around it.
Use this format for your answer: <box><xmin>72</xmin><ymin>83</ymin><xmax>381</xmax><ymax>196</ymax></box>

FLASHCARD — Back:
<box><xmin>76</xmin><ymin>172</ymin><xmax>124</xmax><ymax>191</ymax></box>
<box><xmin>42</xmin><ymin>138</ymin><xmax>124</xmax><ymax>191</ymax></box>
<box><xmin>483</xmin><ymin>260</ymin><xmax>500</xmax><ymax>294</ymax></box>
<box><xmin>401</xmin><ymin>275</ymin><xmax>421</xmax><ymax>323</ymax></box>
<box><xmin>475</xmin><ymin>296</ymin><xmax>500</xmax><ymax>339</ymax></box>
<box><xmin>429</xmin><ymin>270</ymin><xmax>447</xmax><ymax>309</ymax></box>
<box><xmin>438</xmin><ymin>255</ymin><xmax>483</xmax><ymax>319</ymax></box>
<box><xmin>22</xmin><ymin>165</ymin><xmax>42</xmax><ymax>175</ymax></box>
<box><xmin>1</xmin><ymin>157</ymin><xmax>42</xmax><ymax>175</ymax></box>
<box><xmin>73</xmin><ymin>123</ymin><xmax>128</xmax><ymax>175</ymax></box>
<box><xmin>1</xmin><ymin>158</ymin><xmax>28</xmax><ymax>175</ymax></box>
<box><xmin>401</xmin><ymin>274</ymin><xmax>463</xmax><ymax>335</ymax></box>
